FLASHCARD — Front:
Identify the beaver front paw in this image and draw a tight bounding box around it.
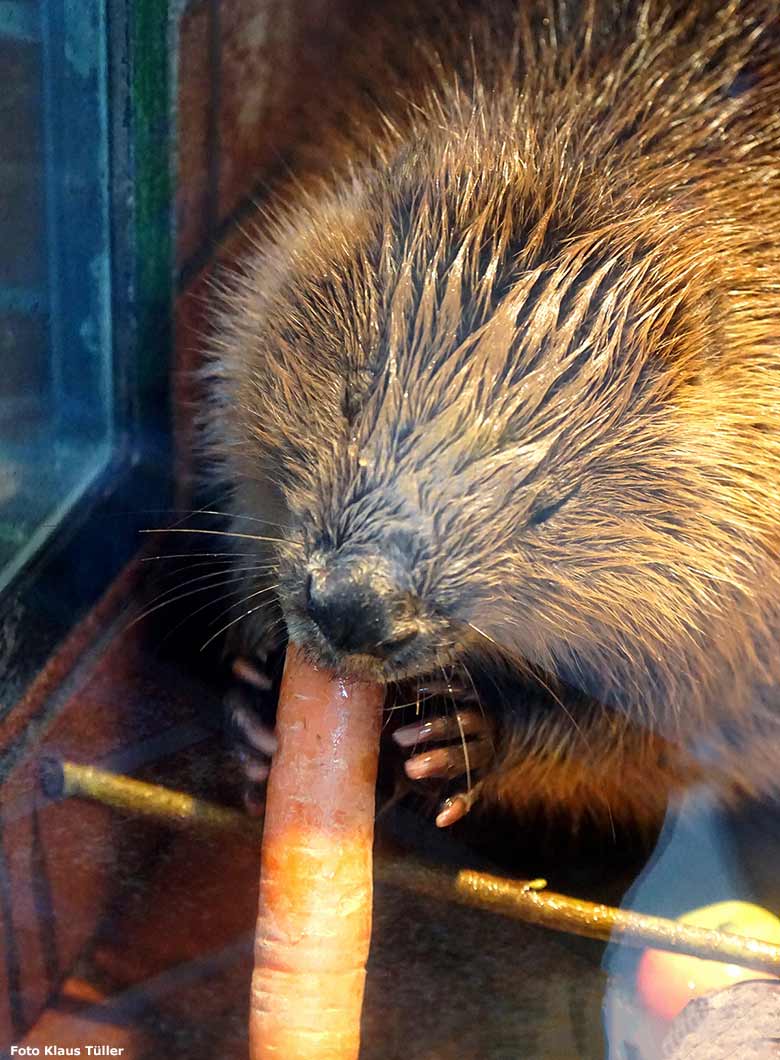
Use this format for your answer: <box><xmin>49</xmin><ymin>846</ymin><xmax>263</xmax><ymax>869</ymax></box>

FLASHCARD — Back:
<box><xmin>225</xmin><ymin>653</ymin><xmax>278</xmax><ymax>815</ymax></box>
<box><xmin>392</xmin><ymin>680</ymin><xmax>495</xmax><ymax>826</ymax></box>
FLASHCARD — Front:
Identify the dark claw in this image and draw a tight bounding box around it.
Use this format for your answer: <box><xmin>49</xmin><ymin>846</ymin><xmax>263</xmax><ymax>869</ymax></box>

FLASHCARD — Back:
<box><xmin>405</xmin><ymin>746</ymin><xmax>466</xmax><ymax>780</ymax></box>
<box><xmin>229</xmin><ymin>699</ymin><xmax>278</xmax><ymax>757</ymax></box>
<box><xmin>416</xmin><ymin>678</ymin><xmax>477</xmax><ymax>701</ymax></box>
<box><xmin>404</xmin><ymin>736</ymin><xmax>493</xmax><ymax>781</ymax></box>
<box><xmin>232</xmin><ymin>655</ymin><xmax>273</xmax><ymax>691</ymax></box>
<box><xmin>393</xmin><ymin>709</ymin><xmax>486</xmax><ymax>748</ymax></box>
<box><xmin>243</xmin><ymin>785</ymin><xmax>266</xmax><ymax>818</ymax></box>
<box><xmin>237</xmin><ymin>746</ymin><xmax>270</xmax><ymax>783</ymax></box>
<box><xmin>224</xmin><ymin>653</ymin><xmax>279</xmax><ymax>811</ymax></box>
<box><xmin>394</xmin><ymin>708</ymin><xmax>492</xmax><ymax>784</ymax></box>
<box><xmin>435</xmin><ymin>782</ymin><xmax>485</xmax><ymax>828</ymax></box>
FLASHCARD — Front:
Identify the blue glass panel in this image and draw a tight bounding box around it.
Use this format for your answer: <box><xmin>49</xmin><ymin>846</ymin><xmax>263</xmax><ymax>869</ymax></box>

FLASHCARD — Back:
<box><xmin>0</xmin><ymin>0</ymin><xmax>112</xmax><ymax>592</ymax></box>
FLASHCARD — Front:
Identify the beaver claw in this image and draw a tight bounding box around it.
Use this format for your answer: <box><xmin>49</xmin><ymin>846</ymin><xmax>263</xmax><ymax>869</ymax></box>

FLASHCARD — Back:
<box><xmin>435</xmin><ymin>782</ymin><xmax>486</xmax><ymax>827</ymax></box>
<box><xmin>393</xmin><ymin>710</ymin><xmax>492</xmax><ymax>775</ymax></box>
<box><xmin>391</xmin><ymin>707</ymin><xmax>493</xmax><ymax>826</ymax></box>
<box><xmin>225</xmin><ymin>653</ymin><xmax>278</xmax><ymax>815</ymax></box>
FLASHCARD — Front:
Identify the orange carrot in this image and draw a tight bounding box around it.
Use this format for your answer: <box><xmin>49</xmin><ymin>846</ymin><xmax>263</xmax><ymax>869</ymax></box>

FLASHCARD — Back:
<box><xmin>250</xmin><ymin>644</ymin><xmax>384</xmax><ymax>1060</ymax></box>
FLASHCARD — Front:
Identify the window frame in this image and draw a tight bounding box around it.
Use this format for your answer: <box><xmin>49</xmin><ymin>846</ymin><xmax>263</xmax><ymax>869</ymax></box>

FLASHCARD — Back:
<box><xmin>0</xmin><ymin>0</ymin><xmax>175</xmax><ymax>721</ymax></box>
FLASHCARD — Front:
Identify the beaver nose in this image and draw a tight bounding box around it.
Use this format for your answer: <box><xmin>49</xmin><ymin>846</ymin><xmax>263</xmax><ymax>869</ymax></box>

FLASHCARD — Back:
<box><xmin>305</xmin><ymin>566</ymin><xmax>417</xmax><ymax>658</ymax></box>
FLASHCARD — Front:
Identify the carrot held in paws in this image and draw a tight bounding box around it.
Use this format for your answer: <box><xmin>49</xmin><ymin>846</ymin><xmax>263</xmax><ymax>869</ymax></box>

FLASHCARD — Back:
<box><xmin>250</xmin><ymin>644</ymin><xmax>384</xmax><ymax>1060</ymax></box>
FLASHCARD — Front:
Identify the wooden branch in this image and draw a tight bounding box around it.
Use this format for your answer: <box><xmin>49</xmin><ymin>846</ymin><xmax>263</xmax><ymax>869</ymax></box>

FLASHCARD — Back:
<box><xmin>40</xmin><ymin>757</ymin><xmax>257</xmax><ymax>835</ymax></box>
<box><xmin>45</xmin><ymin>758</ymin><xmax>780</xmax><ymax>978</ymax></box>
<box><xmin>377</xmin><ymin>859</ymin><xmax>780</xmax><ymax>976</ymax></box>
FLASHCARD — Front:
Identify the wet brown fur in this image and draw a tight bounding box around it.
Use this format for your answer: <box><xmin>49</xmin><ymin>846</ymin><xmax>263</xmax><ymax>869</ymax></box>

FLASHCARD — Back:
<box><xmin>206</xmin><ymin>0</ymin><xmax>780</xmax><ymax>827</ymax></box>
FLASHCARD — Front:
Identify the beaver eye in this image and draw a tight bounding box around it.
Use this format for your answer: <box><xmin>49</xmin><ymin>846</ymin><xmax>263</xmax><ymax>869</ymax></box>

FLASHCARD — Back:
<box><xmin>528</xmin><ymin>486</ymin><xmax>580</xmax><ymax>528</ymax></box>
<box><xmin>341</xmin><ymin>385</ymin><xmax>361</xmax><ymax>424</ymax></box>
<box><xmin>528</xmin><ymin>497</ymin><xmax>567</xmax><ymax>527</ymax></box>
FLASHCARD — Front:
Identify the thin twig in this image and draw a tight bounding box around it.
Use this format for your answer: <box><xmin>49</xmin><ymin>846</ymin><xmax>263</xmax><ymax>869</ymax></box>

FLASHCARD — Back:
<box><xmin>43</xmin><ymin>759</ymin><xmax>780</xmax><ymax>977</ymax></box>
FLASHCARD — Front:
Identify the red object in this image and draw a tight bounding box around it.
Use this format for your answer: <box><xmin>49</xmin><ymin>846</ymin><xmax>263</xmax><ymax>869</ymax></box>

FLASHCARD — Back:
<box><xmin>637</xmin><ymin>901</ymin><xmax>780</xmax><ymax>1022</ymax></box>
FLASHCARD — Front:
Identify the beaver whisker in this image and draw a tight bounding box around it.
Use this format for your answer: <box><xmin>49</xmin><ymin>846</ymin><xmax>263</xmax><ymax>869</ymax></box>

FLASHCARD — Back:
<box><xmin>200</xmin><ymin>588</ymin><xmax>281</xmax><ymax>653</ymax></box>
<box><xmin>136</xmin><ymin>508</ymin><xmax>291</xmax><ymax>529</ymax></box>
<box><xmin>142</xmin><ymin>551</ymin><xmax>261</xmax><ymax>563</ymax></box>
<box><xmin>129</xmin><ymin>573</ymin><xmax>269</xmax><ymax>629</ymax></box>
<box><xmin>141</xmin><ymin>528</ymin><xmax>296</xmax><ymax>546</ymax></box>
<box><xmin>144</xmin><ymin>563</ymin><xmax>275</xmax><ymax>606</ymax></box>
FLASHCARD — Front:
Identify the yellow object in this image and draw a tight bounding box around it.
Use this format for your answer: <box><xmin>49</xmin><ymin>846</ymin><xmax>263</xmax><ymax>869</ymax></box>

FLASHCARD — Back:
<box><xmin>50</xmin><ymin>759</ymin><xmax>257</xmax><ymax>835</ymax></box>
<box><xmin>637</xmin><ymin>900</ymin><xmax>780</xmax><ymax>1021</ymax></box>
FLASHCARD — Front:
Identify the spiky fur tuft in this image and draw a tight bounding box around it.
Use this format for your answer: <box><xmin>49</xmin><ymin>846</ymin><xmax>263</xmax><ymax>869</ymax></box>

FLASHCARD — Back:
<box><xmin>206</xmin><ymin>0</ymin><xmax>780</xmax><ymax>825</ymax></box>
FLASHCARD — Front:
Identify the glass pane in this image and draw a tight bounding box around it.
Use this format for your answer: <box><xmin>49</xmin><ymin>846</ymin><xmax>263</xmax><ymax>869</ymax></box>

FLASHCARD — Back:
<box><xmin>0</xmin><ymin>0</ymin><xmax>112</xmax><ymax>593</ymax></box>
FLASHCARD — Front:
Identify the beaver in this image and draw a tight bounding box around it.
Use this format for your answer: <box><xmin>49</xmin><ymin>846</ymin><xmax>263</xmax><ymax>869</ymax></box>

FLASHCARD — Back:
<box><xmin>204</xmin><ymin>0</ymin><xmax>780</xmax><ymax>830</ymax></box>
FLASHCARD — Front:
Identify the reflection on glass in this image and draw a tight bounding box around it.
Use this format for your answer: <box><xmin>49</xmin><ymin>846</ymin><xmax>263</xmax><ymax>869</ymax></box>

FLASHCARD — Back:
<box><xmin>0</xmin><ymin>0</ymin><xmax>112</xmax><ymax>592</ymax></box>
